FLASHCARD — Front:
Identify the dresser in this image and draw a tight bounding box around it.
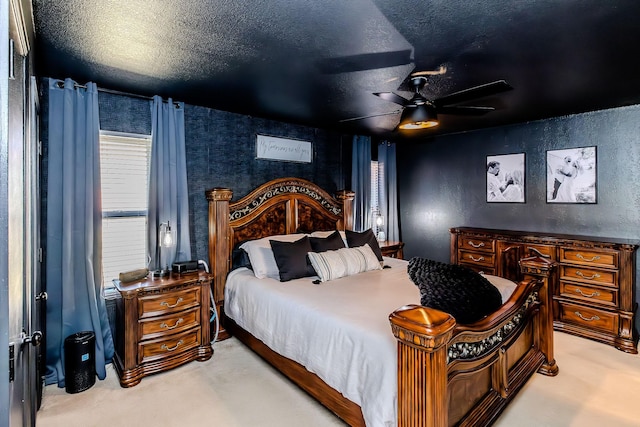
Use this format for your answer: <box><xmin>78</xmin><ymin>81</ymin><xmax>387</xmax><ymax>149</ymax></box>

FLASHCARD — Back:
<box><xmin>450</xmin><ymin>227</ymin><xmax>638</xmax><ymax>354</ymax></box>
<box><xmin>113</xmin><ymin>271</ymin><xmax>214</xmax><ymax>387</ymax></box>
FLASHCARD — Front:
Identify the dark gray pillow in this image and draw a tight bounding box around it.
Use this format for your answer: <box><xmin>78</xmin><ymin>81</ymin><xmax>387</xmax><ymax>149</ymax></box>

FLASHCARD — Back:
<box><xmin>309</xmin><ymin>230</ymin><xmax>346</xmax><ymax>253</ymax></box>
<box><xmin>269</xmin><ymin>236</ymin><xmax>316</xmax><ymax>282</ymax></box>
<box><xmin>345</xmin><ymin>229</ymin><xmax>383</xmax><ymax>261</ymax></box>
<box><xmin>407</xmin><ymin>257</ymin><xmax>502</xmax><ymax>324</ymax></box>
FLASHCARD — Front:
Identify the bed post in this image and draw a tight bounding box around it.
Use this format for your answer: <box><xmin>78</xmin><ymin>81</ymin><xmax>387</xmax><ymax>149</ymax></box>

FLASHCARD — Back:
<box><xmin>206</xmin><ymin>187</ymin><xmax>233</xmax><ymax>340</ymax></box>
<box><xmin>336</xmin><ymin>190</ymin><xmax>355</xmax><ymax>231</ymax></box>
<box><xmin>519</xmin><ymin>255</ymin><xmax>559</xmax><ymax>376</ymax></box>
<box><xmin>389</xmin><ymin>305</ymin><xmax>457</xmax><ymax>427</ymax></box>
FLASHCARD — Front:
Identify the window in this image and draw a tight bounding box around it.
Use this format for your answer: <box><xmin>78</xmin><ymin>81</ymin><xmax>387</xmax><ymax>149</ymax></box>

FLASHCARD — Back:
<box><xmin>370</xmin><ymin>160</ymin><xmax>385</xmax><ymax>213</ymax></box>
<box><xmin>100</xmin><ymin>131</ymin><xmax>152</xmax><ymax>289</ymax></box>
<box><xmin>370</xmin><ymin>160</ymin><xmax>388</xmax><ymax>239</ymax></box>
<box><xmin>371</xmin><ymin>161</ymin><xmax>379</xmax><ymax>215</ymax></box>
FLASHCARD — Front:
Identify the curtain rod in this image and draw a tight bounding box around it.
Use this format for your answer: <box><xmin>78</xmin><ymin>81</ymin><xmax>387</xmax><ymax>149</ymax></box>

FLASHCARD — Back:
<box><xmin>54</xmin><ymin>80</ymin><xmax>182</xmax><ymax>107</ymax></box>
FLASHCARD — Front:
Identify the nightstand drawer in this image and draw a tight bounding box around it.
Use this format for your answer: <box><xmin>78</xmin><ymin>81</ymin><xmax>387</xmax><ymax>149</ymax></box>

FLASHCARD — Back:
<box><xmin>458</xmin><ymin>236</ymin><xmax>495</xmax><ymax>253</ymax></box>
<box><xmin>139</xmin><ymin>307</ymin><xmax>201</xmax><ymax>340</ymax></box>
<box><xmin>458</xmin><ymin>250</ymin><xmax>495</xmax><ymax>268</ymax></box>
<box><xmin>559</xmin><ymin>281</ymin><xmax>617</xmax><ymax>307</ymax></box>
<box><xmin>138</xmin><ymin>287</ymin><xmax>201</xmax><ymax>318</ymax></box>
<box><xmin>557</xmin><ymin>302</ymin><xmax>618</xmax><ymax>335</ymax></box>
<box><xmin>560</xmin><ymin>265</ymin><xmax>617</xmax><ymax>287</ymax></box>
<box><xmin>139</xmin><ymin>328</ymin><xmax>201</xmax><ymax>364</ymax></box>
<box><xmin>560</xmin><ymin>247</ymin><xmax>618</xmax><ymax>268</ymax></box>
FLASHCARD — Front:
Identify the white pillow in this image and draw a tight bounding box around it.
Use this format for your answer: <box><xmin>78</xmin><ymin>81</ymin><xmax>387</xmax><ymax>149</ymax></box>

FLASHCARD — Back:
<box><xmin>307</xmin><ymin>244</ymin><xmax>382</xmax><ymax>282</ymax></box>
<box><xmin>239</xmin><ymin>234</ymin><xmax>307</xmax><ymax>279</ymax></box>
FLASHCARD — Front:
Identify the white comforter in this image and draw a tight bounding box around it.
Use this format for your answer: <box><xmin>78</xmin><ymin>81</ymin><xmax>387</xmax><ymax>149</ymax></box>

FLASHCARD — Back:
<box><xmin>225</xmin><ymin>257</ymin><xmax>515</xmax><ymax>427</ymax></box>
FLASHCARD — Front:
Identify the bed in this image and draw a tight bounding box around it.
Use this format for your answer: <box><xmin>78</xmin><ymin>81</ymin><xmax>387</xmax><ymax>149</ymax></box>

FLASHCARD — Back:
<box><xmin>206</xmin><ymin>177</ymin><xmax>558</xmax><ymax>427</ymax></box>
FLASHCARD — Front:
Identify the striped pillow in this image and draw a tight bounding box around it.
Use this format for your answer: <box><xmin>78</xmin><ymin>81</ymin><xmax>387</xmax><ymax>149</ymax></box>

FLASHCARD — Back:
<box><xmin>307</xmin><ymin>244</ymin><xmax>382</xmax><ymax>282</ymax></box>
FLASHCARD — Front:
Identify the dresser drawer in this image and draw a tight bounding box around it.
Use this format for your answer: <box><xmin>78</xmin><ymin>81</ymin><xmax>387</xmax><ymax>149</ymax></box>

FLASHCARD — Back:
<box><xmin>560</xmin><ymin>265</ymin><xmax>617</xmax><ymax>288</ymax></box>
<box><xmin>458</xmin><ymin>250</ymin><xmax>495</xmax><ymax>268</ymax></box>
<box><xmin>139</xmin><ymin>307</ymin><xmax>201</xmax><ymax>341</ymax></box>
<box><xmin>559</xmin><ymin>281</ymin><xmax>617</xmax><ymax>307</ymax></box>
<box><xmin>138</xmin><ymin>287</ymin><xmax>201</xmax><ymax>318</ymax></box>
<box><xmin>557</xmin><ymin>302</ymin><xmax>618</xmax><ymax>335</ymax></box>
<box><xmin>559</xmin><ymin>247</ymin><xmax>618</xmax><ymax>268</ymax></box>
<box><xmin>520</xmin><ymin>243</ymin><xmax>555</xmax><ymax>259</ymax></box>
<box><xmin>139</xmin><ymin>328</ymin><xmax>201</xmax><ymax>364</ymax></box>
<box><xmin>458</xmin><ymin>236</ymin><xmax>495</xmax><ymax>253</ymax></box>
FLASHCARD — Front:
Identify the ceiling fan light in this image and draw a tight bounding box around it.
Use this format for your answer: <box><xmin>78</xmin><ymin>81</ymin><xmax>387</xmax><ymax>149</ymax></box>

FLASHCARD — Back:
<box><xmin>398</xmin><ymin>104</ymin><xmax>439</xmax><ymax>130</ymax></box>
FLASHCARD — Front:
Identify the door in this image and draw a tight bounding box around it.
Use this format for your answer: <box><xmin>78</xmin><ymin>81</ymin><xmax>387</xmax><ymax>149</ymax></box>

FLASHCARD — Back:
<box><xmin>6</xmin><ymin>2</ymin><xmax>41</xmax><ymax>425</ymax></box>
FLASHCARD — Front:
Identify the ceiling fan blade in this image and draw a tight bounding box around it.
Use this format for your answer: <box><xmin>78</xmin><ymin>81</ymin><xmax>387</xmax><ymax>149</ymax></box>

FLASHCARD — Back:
<box><xmin>433</xmin><ymin>80</ymin><xmax>512</xmax><ymax>107</ymax></box>
<box><xmin>373</xmin><ymin>92</ymin><xmax>411</xmax><ymax>106</ymax></box>
<box><xmin>339</xmin><ymin>110</ymin><xmax>401</xmax><ymax>123</ymax></box>
<box><xmin>437</xmin><ymin>105</ymin><xmax>495</xmax><ymax>115</ymax></box>
<box><xmin>316</xmin><ymin>49</ymin><xmax>413</xmax><ymax>74</ymax></box>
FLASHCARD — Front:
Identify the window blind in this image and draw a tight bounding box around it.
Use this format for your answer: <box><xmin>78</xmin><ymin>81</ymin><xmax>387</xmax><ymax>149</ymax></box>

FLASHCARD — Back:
<box><xmin>100</xmin><ymin>132</ymin><xmax>151</xmax><ymax>287</ymax></box>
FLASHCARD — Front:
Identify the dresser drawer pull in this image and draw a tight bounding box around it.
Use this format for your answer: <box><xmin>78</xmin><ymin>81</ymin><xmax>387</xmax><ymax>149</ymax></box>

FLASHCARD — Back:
<box><xmin>575</xmin><ymin>311</ymin><xmax>600</xmax><ymax>322</ymax></box>
<box><xmin>160</xmin><ymin>318</ymin><xmax>184</xmax><ymax>330</ymax></box>
<box><xmin>574</xmin><ymin>288</ymin><xmax>600</xmax><ymax>298</ymax></box>
<box><xmin>160</xmin><ymin>297</ymin><xmax>184</xmax><ymax>308</ymax></box>
<box><xmin>575</xmin><ymin>253</ymin><xmax>601</xmax><ymax>262</ymax></box>
<box><xmin>468</xmin><ymin>240</ymin><xmax>485</xmax><ymax>248</ymax></box>
<box><xmin>575</xmin><ymin>270</ymin><xmax>601</xmax><ymax>280</ymax></box>
<box><xmin>468</xmin><ymin>255</ymin><xmax>485</xmax><ymax>262</ymax></box>
<box><xmin>161</xmin><ymin>340</ymin><xmax>184</xmax><ymax>352</ymax></box>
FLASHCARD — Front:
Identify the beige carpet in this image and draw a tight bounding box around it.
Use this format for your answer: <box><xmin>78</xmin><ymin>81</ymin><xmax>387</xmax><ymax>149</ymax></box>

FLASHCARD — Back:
<box><xmin>37</xmin><ymin>332</ymin><xmax>640</xmax><ymax>427</ymax></box>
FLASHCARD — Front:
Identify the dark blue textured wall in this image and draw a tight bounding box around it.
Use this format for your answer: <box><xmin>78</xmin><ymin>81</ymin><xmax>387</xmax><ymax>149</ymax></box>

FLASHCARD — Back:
<box><xmin>95</xmin><ymin>89</ymin><xmax>348</xmax><ymax>263</ymax></box>
<box><xmin>397</xmin><ymin>104</ymin><xmax>640</xmax><ymax>328</ymax></box>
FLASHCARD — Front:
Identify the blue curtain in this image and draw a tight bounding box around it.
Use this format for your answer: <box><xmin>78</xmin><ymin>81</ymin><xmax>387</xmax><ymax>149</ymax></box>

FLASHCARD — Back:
<box><xmin>379</xmin><ymin>141</ymin><xmax>400</xmax><ymax>241</ymax></box>
<box><xmin>45</xmin><ymin>78</ymin><xmax>114</xmax><ymax>387</ymax></box>
<box><xmin>148</xmin><ymin>96</ymin><xmax>191</xmax><ymax>270</ymax></box>
<box><xmin>351</xmin><ymin>135</ymin><xmax>372</xmax><ymax>231</ymax></box>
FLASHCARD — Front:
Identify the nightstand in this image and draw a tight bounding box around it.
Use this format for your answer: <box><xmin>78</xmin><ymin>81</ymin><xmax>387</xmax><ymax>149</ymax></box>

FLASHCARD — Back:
<box><xmin>379</xmin><ymin>241</ymin><xmax>405</xmax><ymax>259</ymax></box>
<box><xmin>113</xmin><ymin>271</ymin><xmax>214</xmax><ymax>387</ymax></box>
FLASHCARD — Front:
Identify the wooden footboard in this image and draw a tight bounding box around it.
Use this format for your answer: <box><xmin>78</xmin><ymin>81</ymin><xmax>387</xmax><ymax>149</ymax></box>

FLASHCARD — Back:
<box><xmin>389</xmin><ymin>256</ymin><xmax>557</xmax><ymax>427</ymax></box>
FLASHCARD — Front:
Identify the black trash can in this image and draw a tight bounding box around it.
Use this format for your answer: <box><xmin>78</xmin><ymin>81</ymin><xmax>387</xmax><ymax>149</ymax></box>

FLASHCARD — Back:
<box><xmin>64</xmin><ymin>331</ymin><xmax>96</xmax><ymax>393</ymax></box>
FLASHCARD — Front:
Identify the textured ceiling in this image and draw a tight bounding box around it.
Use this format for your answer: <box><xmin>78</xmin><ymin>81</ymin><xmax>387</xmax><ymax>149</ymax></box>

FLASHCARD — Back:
<box><xmin>32</xmin><ymin>0</ymin><xmax>640</xmax><ymax>139</ymax></box>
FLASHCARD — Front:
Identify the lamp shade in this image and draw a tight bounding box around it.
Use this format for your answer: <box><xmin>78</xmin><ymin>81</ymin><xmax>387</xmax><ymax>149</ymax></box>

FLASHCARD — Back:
<box><xmin>398</xmin><ymin>103</ymin><xmax>439</xmax><ymax>130</ymax></box>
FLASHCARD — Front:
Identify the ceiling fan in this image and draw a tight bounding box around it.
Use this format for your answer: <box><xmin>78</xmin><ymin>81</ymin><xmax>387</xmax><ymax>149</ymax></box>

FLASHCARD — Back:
<box><xmin>341</xmin><ymin>71</ymin><xmax>513</xmax><ymax>130</ymax></box>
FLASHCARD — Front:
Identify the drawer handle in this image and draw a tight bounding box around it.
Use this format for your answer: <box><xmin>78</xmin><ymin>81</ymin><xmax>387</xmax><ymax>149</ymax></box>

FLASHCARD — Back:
<box><xmin>576</xmin><ymin>253</ymin><xmax>601</xmax><ymax>262</ymax></box>
<box><xmin>575</xmin><ymin>311</ymin><xmax>600</xmax><ymax>322</ymax></box>
<box><xmin>575</xmin><ymin>270</ymin><xmax>601</xmax><ymax>280</ymax></box>
<box><xmin>161</xmin><ymin>340</ymin><xmax>184</xmax><ymax>352</ymax></box>
<box><xmin>160</xmin><ymin>318</ymin><xmax>184</xmax><ymax>330</ymax></box>
<box><xmin>574</xmin><ymin>288</ymin><xmax>600</xmax><ymax>298</ymax></box>
<box><xmin>468</xmin><ymin>255</ymin><xmax>485</xmax><ymax>262</ymax></box>
<box><xmin>468</xmin><ymin>240</ymin><xmax>485</xmax><ymax>248</ymax></box>
<box><xmin>160</xmin><ymin>297</ymin><xmax>184</xmax><ymax>308</ymax></box>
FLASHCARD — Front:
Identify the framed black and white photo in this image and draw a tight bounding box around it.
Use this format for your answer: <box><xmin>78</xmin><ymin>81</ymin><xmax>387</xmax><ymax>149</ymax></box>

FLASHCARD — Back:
<box><xmin>546</xmin><ymin>146</ymin><xmax>597</xmax><ymax>203</ymax></box>
<box><xmin>486</xmin><ymin>153</ymin><xmax>525</xmax><ymax>203</ymax></box>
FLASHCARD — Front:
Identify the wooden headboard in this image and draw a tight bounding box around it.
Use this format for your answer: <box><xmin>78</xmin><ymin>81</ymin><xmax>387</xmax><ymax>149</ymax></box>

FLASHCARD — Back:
<box><xmin>205</xmin><ymin>177</ymin><xmax>354</xmax><ymax>338</ymax></box>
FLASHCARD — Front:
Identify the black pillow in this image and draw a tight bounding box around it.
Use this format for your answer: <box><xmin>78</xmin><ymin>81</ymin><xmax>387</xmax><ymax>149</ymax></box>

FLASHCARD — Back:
<box><xmin>309</xmin><ymin>230</ymin><xmax>346</xmax><ymax>253</ymax></box>
<box><xmin>345</xmin><ymin>229</ymin><xmax>383</xmax><ymax>261</ymax></box>
<box><xmin>269</xmin><ymin>236</ymin><xmax>316</xmax><ymax>282</ymax></box>
<box><xmin>407</xmin><ymin>257</ymin><xmax>502</xmax><ymax>324</ymax></box>
<box><xmin>231</xmin><ymin>244</ymin><xmax>252</xmax><ymax>271</ymax></box>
